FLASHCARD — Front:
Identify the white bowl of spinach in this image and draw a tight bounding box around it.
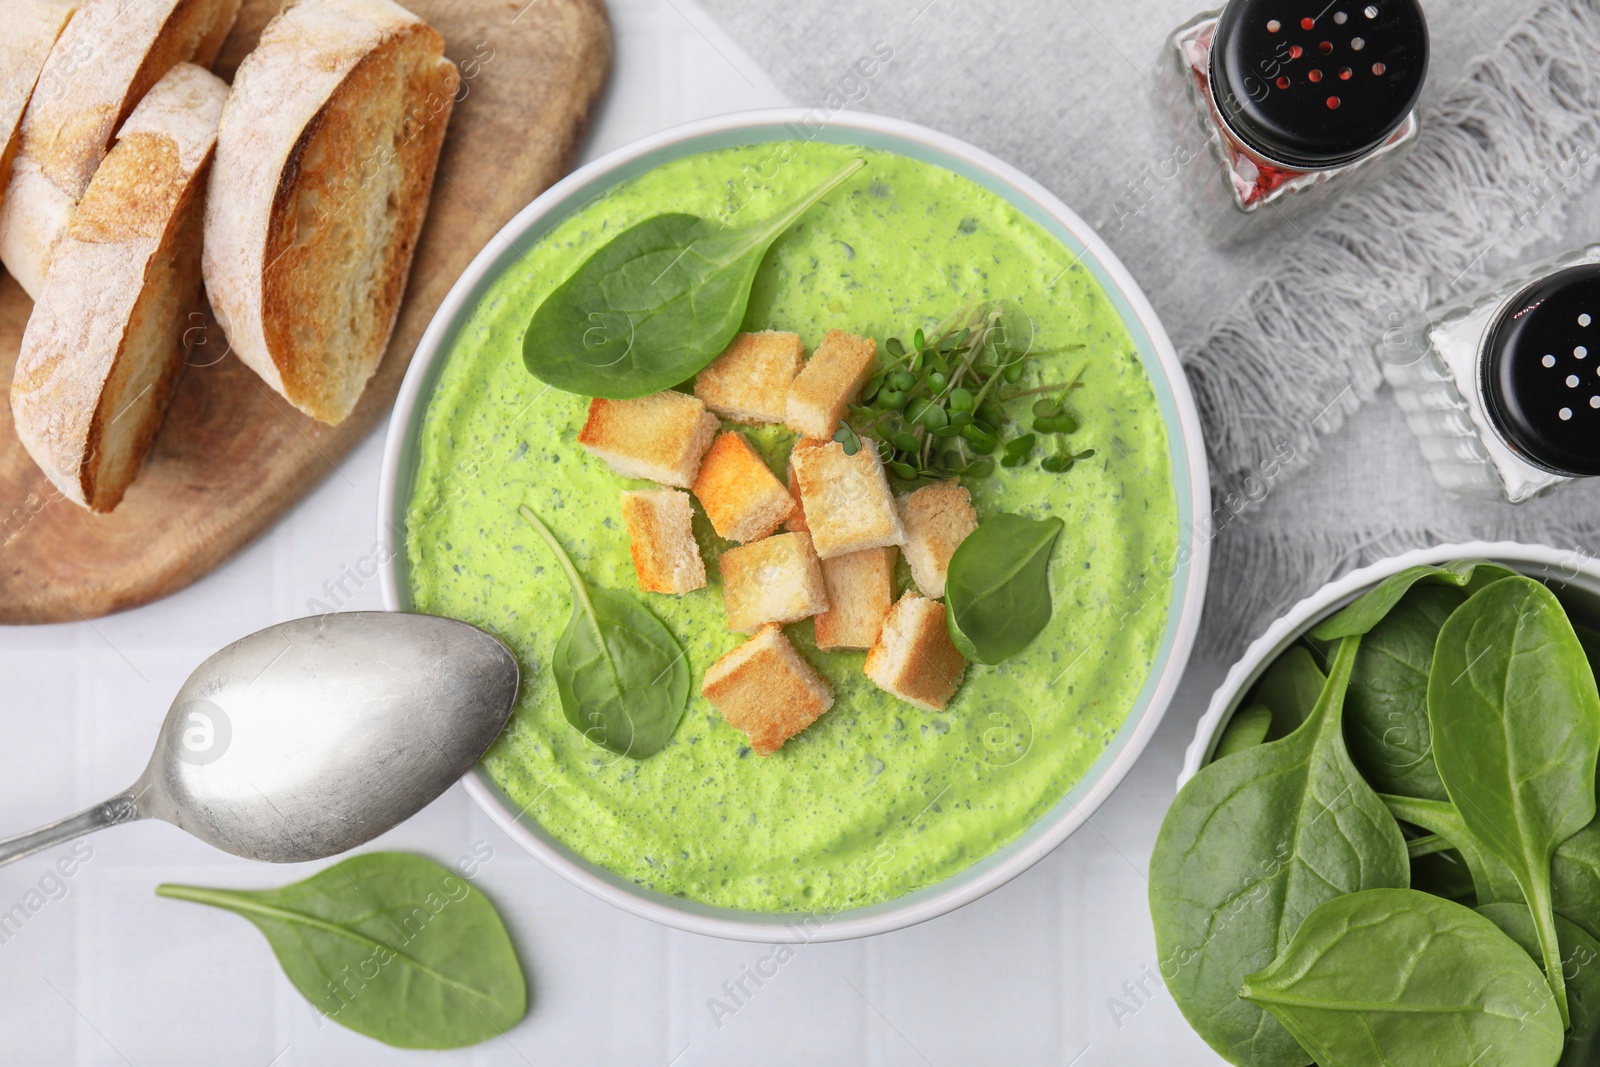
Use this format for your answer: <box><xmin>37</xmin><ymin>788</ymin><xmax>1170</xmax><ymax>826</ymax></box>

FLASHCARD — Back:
<box><xmin>1155</xmin><ymin>542</ymin><xmax>1600</xmax><ymax>1067</ymax></box>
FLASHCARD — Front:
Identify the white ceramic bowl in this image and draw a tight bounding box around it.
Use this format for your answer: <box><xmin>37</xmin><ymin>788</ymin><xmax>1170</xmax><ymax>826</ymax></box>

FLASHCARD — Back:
<box><xmin>1183</xmin><ymin>541</ymin><xmax>1600</xmax><ymax>790</ymax></box>
<box><xmin>379</xmin><ymin>109</ymin><xmax>1211</xmax><ymax>942</ymax></box>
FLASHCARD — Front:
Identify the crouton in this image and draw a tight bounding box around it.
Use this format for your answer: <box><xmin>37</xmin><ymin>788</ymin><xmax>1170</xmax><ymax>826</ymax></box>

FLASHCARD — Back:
<box><xmin>864</xmin><ymin>593</ymin><xmax>967</xmax><ymax>711</ymax></box>
<box><xmin>719</xmin><ymin>531</ymin><xmax>829</xmax><ymax>632</ymax></box>
<box><xmin>784</xmin><ymin>438</ymin><xmax>824</xmax><ymax>533</ymax></box>
<box><xmin>815</xmin><ymin>547</ymin><xmax>896</xmax><ymax>650</ymax></box>
<box><xmin>578</xmin><ymin>391</ymin><xmax>719</xmax><ymax>488</ymax></box>
<box><xmin>692</xmin><ymin>431</ymin><xmax>795</xmax><ymax>543</ymax></box>
<box><xmin>620</xmin><ymin>489</ymin><xmax>706</xmax><ymax>595</ymax></box>
<box><xmin>791</xmin><ymin>440</ymin><xmax>905</xmax><ymax>559</ymax></box>
<box><xmin>694</xmin><ymin>330</ymin><xmax>804</xmax><ymax>424</ymax></box>
<box><xmin>701</xmin><ymin>624</ymin><xmax>834</xmax><ymax>755</ymax></box>
<box><xmin>786</xmin><ymin>329</ymin><xmax>876</xmax><ymax>439</ymax></box>
<box><xmin>897</xmin><ymin>480</ymin><xmax>979</xmax><ymax>598</ymax></box>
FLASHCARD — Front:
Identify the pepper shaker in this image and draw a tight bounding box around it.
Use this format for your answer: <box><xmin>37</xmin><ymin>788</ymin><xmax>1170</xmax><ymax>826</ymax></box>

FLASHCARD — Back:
<box><xmin>1382</xmin><ymin>249</ymin><xmax>1600</xmax><ymax>504</ymax></box>
<box><xmin>1156</xmin><ymin>0</ymin><xmax>1429</xmax><ymax>244</ymax></box>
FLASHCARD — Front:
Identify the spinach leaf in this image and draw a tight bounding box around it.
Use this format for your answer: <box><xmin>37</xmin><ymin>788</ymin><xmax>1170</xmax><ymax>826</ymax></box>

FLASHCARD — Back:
<box><xmin>157</xmin><ymin>853</ymin><xmax>526</xmax><ymax>1050</ymax></box>
<box><xmin>1578</xmin><ymin>624</ymin><xmax>1600</xmax><ymax>681</ymax></box>
<box><xmin>1150</xmin><ymin>637</ymin><xmax>1409</xmax><ymax>1066</ymax></box>
<box><xmin>1212</xmin><ymin>704</ymin><xmax>1272</xmax><ymax>762</ymax></box>
<box><xmin>1342</xmin><ymin>584</ymin><xmax>1465</xmax><ymax>801</ymax></box>
<box><xmin>1552</xmin><ymin>822</ymin><xmax>1600</xmax><ymax>944</ymax></box>
<box><xmin>1240</xmin><ymin>889</ymin><xmax>1563</xmax><ymax>1067</ymax></box>
<box><xmin>520</xmin><ymin>505</ymin><xmax>689</xmax><ymax>758</ymax></box>
<box><xmin>522</xmin><ymin>159</ymin><xmax>866</xmax><ymax>399</ymax></box>
<box><xmin>1480</xmin><ymin>903</ymin><xmax>1600</xmax><ymax>1067</ymax></box>
<box><xmin>1429</xmin><ymin>576</ymin><xmax>1600</xmax><ymax>1026</ymax></box>
<box><xmin>1384</xmin><ymin>792</ymin><xmax>1600</xmax><ymax>934</ymax></box>
<box><xmin>1252</xmin><ymin>645</ymin><xmax>1326</xmax><ymax>742</ymax></box>
<box><xmin>1380</xmin><ymin>793</ymin><xmax>1524</xmax><ymax>905</ymax></box>
<box><xmin>944</xmin><ymin>513</ymin><xmax>1064</xmax><ymax>664</ymax></box>
<box><xmin>1310</xmin><ymin>559</ymin><xmax>1517</xmax><ymax>641</ymax></box>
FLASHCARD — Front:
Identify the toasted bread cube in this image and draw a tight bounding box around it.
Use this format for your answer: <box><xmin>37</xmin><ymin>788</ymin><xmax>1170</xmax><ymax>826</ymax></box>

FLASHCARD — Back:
<box><xmin>692</xmin><ymin>431</ymin><xmax>795</xmax><ymax>543</ymax></box>
<box><xmin>791</xmin><ymin>440</ymin><xmax>905</xmax><ymax>559</ymax></box>
<box><xmin>719</xmin><ymin>532</ymin><xmax>829</xmax><ymax>632</ymax></box>
<box><xmin>702</xmin><ymin>624</ymin><xmax>834</xmax><ymax>755</ymax></box>
<box><xmin>897</xmin><ymin>481</ymin><xmax>979</xmax><ymax>599</ymax></box>
<box><xmin>578</xmin><ymin>391</ymin><xmax>719</xmax><ymax>489</ymax></box>
<box><xmin>784</xmin><ymin>438</ymin><xmax>824</xmax><ymax>534</ymax></box>
<box><xmin>620</xmin><ymin>489</ymin><xmax>706</xmax><ymax>594</ymax></box>
<box><xmin>815</xmin><ymin>547</ymin><xmax>897</xmax><ymax>650</ymax></box>
<box><xmin>786</xmin><ymin>329</ymin><xmax>876</xmax><ymax>439</ymax></box>
<box><xmin>694</xmin><ymin>330</ymin><xmax>805</xmax><ymax>424</ymax></box>
<box><xmin>864</xmin><ymin>593</ymin><xmax>967</xmax><ymax>711</ymax></box>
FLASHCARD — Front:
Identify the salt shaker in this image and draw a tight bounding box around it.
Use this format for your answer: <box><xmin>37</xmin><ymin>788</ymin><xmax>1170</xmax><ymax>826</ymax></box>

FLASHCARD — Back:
<box><xmin>1382</xmin><ymin>249</ymin><xmax>1600</xmax><ymax>504</ymax></box>
<box><xmin>1156</xmin><ymin>0</ymin><xmax>1429</xmax><ymax>244</ymax></box>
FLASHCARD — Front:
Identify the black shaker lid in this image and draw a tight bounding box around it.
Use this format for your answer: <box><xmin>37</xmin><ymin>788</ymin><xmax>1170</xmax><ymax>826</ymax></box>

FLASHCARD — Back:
<box><xmin>1482</xmin><ymin>264</ymin><xmax>1600</xmax><ymax>478</ymax></box>
<box><xmin>1210</xmin><ymin>0</ymin><xmax>1429</xmax><ymax>169</ymax></box>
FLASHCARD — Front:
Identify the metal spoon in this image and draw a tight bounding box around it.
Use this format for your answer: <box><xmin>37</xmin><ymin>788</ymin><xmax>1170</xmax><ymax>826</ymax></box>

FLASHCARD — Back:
<box><xmin>0</xmin><ymin>612</ymin><xmax>520</xmax><ymax>867</ymax></box>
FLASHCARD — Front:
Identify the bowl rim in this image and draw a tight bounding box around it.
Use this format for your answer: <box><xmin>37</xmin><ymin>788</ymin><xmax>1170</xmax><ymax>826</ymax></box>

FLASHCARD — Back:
<box><xmin>378</xmin><ymin>107</ymin><xmax>1212</xmax><ymax>942</ymax></box>
<box><xmin>1182</xmin><ymin>540</ymin><xmax>1600</xmax><ymax>789</ymax></box>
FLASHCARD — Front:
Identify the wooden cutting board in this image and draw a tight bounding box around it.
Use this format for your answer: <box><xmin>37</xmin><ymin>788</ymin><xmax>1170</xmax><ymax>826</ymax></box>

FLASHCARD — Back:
<box><xmin>0</xmin><ymin>0</ymin><xmax>611</xmax><ymax>624</ymax></box>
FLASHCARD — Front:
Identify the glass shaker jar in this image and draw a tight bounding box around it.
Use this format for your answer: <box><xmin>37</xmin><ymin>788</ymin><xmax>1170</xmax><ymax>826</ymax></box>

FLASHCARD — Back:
<box><xmin>1156</xmin><ymin>0</ymin><xmax>1429</xmax><ymax>244</ymax></box>
<box><xmin>1381</xmin><ymin>249</ymin><xmax>1600</xmax><ymax>504</ymax></box>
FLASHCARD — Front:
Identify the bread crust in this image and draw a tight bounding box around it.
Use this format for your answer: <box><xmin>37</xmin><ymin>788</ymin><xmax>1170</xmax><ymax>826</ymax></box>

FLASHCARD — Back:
<box><xmin>203</xmin><ymin>0</ymin><xmax>458</xmax><ymax>424</ymax></box>
<box><xmin>0</xmin><ymin>0</ymin><xmax>240</xmax><ymax>297</ymax></box>
<box><xmin>0</xmin><ymin>0</ymin><xmax>79</xmax><ymax>214</ymax></box>
<box><xmin>10</xmin><ymin>63</ymin><xmax>227</xmax><ymax>512</ymax></box>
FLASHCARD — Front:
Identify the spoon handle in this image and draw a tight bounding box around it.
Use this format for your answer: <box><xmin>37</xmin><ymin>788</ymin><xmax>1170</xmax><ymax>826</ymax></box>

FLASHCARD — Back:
<box><xmin>0</xmin><ymin>790</ymin><xmax>145</xmax><ymax>868</ymax></box>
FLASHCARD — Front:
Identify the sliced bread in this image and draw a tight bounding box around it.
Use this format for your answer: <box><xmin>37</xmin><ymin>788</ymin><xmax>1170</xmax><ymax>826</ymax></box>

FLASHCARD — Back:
<box><xmin>0</xmin><ymin>0</ymin><xmax>79</xmax><ymax>217</ymax></box>
<box><xmin>204</xmin><ymin>0</ymin><xmax>459</xmax><ymax>425</ymax></box>
<box><xmin>10</xmin><ymin>63</ymin><xmax>228</xmax><ymax>513</ymax></box>
<box><xmin>0</xmin><ymin>0</ymin><xmax>240</xmax><ymax>297</ymax></box>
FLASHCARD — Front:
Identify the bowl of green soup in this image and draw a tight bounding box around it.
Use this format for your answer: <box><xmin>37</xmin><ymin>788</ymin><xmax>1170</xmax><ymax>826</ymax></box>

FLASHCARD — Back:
<box><xmin>379</xmin><ymin>109</ymin><xmax>1210</xmax><ymax>941</ymax></box>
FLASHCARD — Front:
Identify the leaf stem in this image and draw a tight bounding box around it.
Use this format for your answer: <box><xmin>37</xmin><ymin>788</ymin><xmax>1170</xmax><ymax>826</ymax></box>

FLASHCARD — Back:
<box><xmin>723</xmin><ymin>157</ymin><xmax>867</xmax><ymax>261</ymax></box>
<box><xmin>519</xmin><ymin>506</ymin><xmax>596</xmax><ymax>620</ymax></box>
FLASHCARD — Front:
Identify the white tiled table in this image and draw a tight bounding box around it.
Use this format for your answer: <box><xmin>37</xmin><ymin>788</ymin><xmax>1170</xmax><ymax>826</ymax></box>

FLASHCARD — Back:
<box><xmin>0</xmin><ymin>3</ymin><xmax>1227</xmax><ymax>1062</ymax></box>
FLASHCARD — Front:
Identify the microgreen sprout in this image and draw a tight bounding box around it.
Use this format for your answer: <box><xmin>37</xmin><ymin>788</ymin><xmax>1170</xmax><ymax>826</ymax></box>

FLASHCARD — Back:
<box><xmin>845</xmin><ymin>303</ymin><xmax>1090</xmax><ymax>486</ymax></box>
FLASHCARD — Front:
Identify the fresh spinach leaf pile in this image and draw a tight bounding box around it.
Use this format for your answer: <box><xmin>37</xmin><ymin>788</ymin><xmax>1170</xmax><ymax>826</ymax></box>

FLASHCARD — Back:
<box><xmin>1150</xmin><ymin>563</ymin><xmax>1600</xmax><ymax>1067</ymax></box>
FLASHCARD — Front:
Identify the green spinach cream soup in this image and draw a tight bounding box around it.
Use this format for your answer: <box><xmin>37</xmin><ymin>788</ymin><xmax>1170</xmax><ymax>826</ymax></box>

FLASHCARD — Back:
<box><xmin>405</xmin><ymin>141</ymin><xmax>1178</xmax><ymax>912</ymax></box>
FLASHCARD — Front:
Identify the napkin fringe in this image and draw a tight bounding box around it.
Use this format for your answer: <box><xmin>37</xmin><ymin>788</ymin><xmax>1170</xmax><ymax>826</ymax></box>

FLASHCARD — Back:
<box><xmin>1184</xmin><ymin>0</ymin><xmax>1600</xmax><ymax>505</ymax></box>
<box><xmin>1199</xmin><ymin>516</ymin><xmax>1600</xmax><ymax>657</ymax></box>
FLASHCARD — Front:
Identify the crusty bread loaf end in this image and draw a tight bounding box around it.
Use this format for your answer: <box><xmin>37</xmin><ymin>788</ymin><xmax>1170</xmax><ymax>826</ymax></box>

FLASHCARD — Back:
<box><xmin>204</xmin><ymin>0</ymin><xmax>458</xmax><ymax>425</ymax></box>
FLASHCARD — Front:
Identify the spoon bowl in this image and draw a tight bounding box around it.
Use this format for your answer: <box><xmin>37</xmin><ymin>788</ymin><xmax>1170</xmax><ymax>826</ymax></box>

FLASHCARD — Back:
<box><xmin>0</xmin><ymin>612</ymin><xmax>519</xmax><ymax>866</ymax></box>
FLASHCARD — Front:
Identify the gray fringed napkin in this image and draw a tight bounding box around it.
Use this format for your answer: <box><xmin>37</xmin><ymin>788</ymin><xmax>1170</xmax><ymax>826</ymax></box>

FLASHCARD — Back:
<box><xmin>698</xmin><ymin>0</ymin><xmax>1600</xmax><ymax>653</ymax></box>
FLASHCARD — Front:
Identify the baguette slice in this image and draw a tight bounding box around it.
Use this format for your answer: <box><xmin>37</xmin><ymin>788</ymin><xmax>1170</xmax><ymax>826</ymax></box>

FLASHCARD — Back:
<box><xmin>0</xmin><ymin>0</ymin><xmax>79</xmax><ymax>216</ymax></box>
<box><xmin>10</xmin><ymin>64</ymin><xmax>227</xmax><ymax>513</ymax></box>
<box><xmin>0</xmin><ymin>0</ymin><xmax>240</xmax><ymax>297</ymax></box>
<box><xmin>204</xmin><ymin>0</ymin><xmax>459</xmax><ymax>425</ymax></box>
